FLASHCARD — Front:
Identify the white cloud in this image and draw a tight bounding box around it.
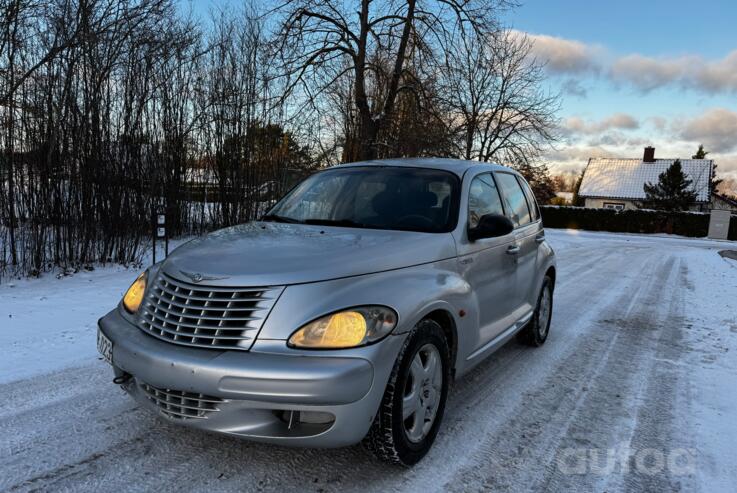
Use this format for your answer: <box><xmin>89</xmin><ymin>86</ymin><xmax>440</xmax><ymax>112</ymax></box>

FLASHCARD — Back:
<box><xmin>648</xmin><ymin>116</ymin><xmax>667</xmax><ymax>131</ymax></box>
<box><xmin>514</xmin><ymin>31</ymin><xmax>601</xmax><ymax>75</ymax></box>
<box><xmin>609</xmin><ymin>54</ymin><xmax>688</xmax><ymax>92</ymax></box>
<box><xmin>610</xmin><ymin>52</ymin><xmax>737</xmax><ymax>93</ymax></box>
<box><xmin>543</xmin><ymin>145</ymin><xmax>616</xmax><ymax>173</ymax></box>
<box><xmin>691</xmin><ymin>51</ymin><xmax>737</xmax><ymax>93</ymax></box>
<box><xmin>714</xmin><ymin>155</ymin><xmax>737</xmax><ymax>195</ymax></box>
<box><xmin>518</xmin><ymin>31</ymin><xmax>737</xmax><ymax>95</ymax></box>
<box><xmin>563</xmin><ymin>113</ymin><xmax>639</xmax><ymax>135</ymax></box>
<box><xmin>586</xmin><ymin>132</ymin><xmax>649</xmax><ymax>148</ymax></box>
<box><xmin>680</xmin><ymin>108</ymin><xmax>737</xmax><ymax>153</ymax></box>
<box><xmin>717</xmin><ymin>155</ymin><xmax>737</xmax><ymax>174</ymax></box>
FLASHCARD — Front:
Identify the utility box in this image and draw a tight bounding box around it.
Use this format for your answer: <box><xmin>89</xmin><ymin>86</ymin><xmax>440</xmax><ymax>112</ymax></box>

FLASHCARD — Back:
<box><xmin>708</xmin><ymin>209</ymin><xmax>731</xmax><ymax>240</ymax></box>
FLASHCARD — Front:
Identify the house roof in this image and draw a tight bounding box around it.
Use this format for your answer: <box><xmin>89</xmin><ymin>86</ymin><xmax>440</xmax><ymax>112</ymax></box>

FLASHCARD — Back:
<box><xmin>578</xmin><ymin>158</ymin><xmax>713</xmax><ymax>202</ymax></box>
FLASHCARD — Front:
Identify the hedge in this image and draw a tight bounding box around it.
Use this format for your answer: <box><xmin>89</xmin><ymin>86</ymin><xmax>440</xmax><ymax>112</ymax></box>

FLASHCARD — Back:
<box><xmin>540</xmin><ymin>206</ymin><xmax>737</xmax><ymax>240</ymax></box>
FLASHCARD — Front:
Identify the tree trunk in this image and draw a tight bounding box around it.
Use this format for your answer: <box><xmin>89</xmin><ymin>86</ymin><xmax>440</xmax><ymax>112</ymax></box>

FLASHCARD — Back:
<box><xmin>358</xmin><ymin>115</ymin><xmax>378</xmax><ymax>161</ymax></box>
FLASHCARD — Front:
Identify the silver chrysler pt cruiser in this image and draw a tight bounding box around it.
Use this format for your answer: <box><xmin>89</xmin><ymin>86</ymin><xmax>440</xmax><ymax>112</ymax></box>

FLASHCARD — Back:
<box><xmin>98</xmin><ymin>158</ymin><xmax>556</xmax><ymax>465</ymax></box>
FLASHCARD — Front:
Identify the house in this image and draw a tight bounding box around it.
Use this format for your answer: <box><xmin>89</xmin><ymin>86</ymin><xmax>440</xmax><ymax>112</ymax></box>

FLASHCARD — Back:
<box><xmin>578</xmin><ymin>147</ymin><xmax>713</xmax><ymax>211</ymax></box>
<box><xmin>555</xmin><ymin>191</ymin><xmax>573</xmax><ymax>204</ymax></box>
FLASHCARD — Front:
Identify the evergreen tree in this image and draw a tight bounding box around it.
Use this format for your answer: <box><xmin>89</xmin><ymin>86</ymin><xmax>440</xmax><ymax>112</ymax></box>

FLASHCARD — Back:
<box><xmin>692</xmin><ymin>144</ymin><xmax>708</xmax><ymax>159</ymax></box>
<box><xmin>692</xmin><ymin>144</ymin><xmax>722</xmax><ymax>194</ymax></box>
<box><xmin>571</xmin><ymin>169</ymin><xmax>586</xmax><ymax>206</ymax></box>
<box><xmin>641</xmin><ymin>160</ymin><xmax>697</xmax><ymax>211</ymax></box>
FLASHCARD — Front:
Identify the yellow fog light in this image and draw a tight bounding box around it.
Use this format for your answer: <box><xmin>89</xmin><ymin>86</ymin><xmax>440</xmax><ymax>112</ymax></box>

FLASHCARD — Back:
<box><xmin>123</xmin><ymin>272</ymin><xmax>147</xmax><ymax>313</ymax></box>
<box><xmin>288</xmin><ymin>306</ymin><xmax>397</xmax><ymax>349</ymax></box>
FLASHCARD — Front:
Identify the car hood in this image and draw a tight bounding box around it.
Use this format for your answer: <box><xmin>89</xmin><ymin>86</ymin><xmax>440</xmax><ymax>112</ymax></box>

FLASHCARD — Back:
<box><xmin>161</xmin><ymin>222</ymin><xmax>457</xmax><ymax>286</ymax></box>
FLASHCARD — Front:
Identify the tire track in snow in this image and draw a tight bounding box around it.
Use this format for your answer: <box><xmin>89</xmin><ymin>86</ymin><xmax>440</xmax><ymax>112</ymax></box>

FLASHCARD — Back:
<box><xmin>531</xmin><ymin>254</ymin><xmax>686</xmax><ymax>492</ymax></box>
<box><xmin>616</xmin><ymin>259</ymin><xmax>696</xmax><ymax>493</ymax></box>
<box><xmin>443</xmin><ymin>251</ymin><xmax>696</xmax><ymax>492</ymax></box>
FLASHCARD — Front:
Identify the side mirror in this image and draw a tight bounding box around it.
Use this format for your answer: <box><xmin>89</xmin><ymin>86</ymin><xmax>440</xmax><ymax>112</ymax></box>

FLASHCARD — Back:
<box><xmin>468</xmin><ymin>213</ymin><xmax>514</xmax><ymax>241</ymax></box>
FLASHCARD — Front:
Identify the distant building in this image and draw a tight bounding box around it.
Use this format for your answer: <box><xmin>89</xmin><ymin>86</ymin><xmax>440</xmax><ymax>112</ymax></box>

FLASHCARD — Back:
<box><xmin>555</xmin><ymin>191</ymin><xmax>573</xmax><ymax>204</ymax></box>
<box><xmin>578</xmin><ymin>147</ymin><xmax>713</xmax><ymax>211</ymax></box>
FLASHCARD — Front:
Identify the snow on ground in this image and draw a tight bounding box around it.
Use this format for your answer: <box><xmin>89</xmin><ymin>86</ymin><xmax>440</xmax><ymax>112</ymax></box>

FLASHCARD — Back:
<box><xmin>678</xmin><ymin>245</ymin><xmax>737</xmax><ymax>491</ymax></box>
<box><xmin>0</xmin><ymin>241</ymin><xmax>189</xmax><ymax>384</ymax></box>
<box><xmin>0</xmin><ymin>266</ymin><xmax>137</xmax><ymax>384</ymax></box>
<box><xmin>1</xmin><ymin>229</ymin><xmax>736</xmax><ymax>492</ymax></box>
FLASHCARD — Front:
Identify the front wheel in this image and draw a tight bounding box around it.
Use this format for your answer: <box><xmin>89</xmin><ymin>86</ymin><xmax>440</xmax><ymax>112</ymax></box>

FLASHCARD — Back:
<box><xmin>363</xmin><ymin>319</ymin><xmax>450</xmax><ymax>466</ymax></box>
<box><xmin>518</xmin><ymin>275</ymin><xmax>554</xmax><ymax>347</ymax></box>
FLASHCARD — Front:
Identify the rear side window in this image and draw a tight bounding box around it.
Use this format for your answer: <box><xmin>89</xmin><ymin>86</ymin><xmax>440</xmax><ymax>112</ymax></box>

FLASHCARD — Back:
<box><xmin>468</xmin><ymin>173</ymin><xmax>504</xmax><ymax>228</ymax></box>
<box><xmin>517</xmin><ymin>176</ymin><xmax>540</xmax><ymax>221</ymax></box>
<box><xmin>495</xmin><ymin>172</ymin><xmax>531</xmax><ymax>227</ymax></box>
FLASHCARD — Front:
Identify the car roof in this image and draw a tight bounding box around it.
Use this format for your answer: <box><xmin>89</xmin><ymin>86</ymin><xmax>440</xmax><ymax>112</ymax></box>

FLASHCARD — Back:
<box><xmin>331</xmin><ymin>157</ymin><xmax>512</xmax><ymax>177</ymax></box>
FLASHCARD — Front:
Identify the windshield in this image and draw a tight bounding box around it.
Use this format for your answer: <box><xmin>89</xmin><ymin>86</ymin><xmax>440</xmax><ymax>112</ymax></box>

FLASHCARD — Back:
<box><xmin>265</xmin><ymin>166</ymin><xmax>460</xmax><ymax>233</ymax></box>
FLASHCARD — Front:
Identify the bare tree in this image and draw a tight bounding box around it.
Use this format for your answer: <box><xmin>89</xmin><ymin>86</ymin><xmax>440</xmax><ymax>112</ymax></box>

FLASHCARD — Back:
<box><xmin>0</xmin><ymin>0</ymin><xmax>169</xmax><ymax>106</ymax></box>
<box><xmin>273</xmin><ymin>0</ymin><xmax>511</xmax><ymax>161</ymax></box>
<box><xmin>0</xmin><ymin>1</ymin><xmax>310</xmax><ymax>278</ymax></box>
<box><xmin>1</xmin><ymin>0</ymin><xmax>561</xmax><ymax>280</ymax></box>
<box><xmin>439</xmin><ymin>29</ymin><xmax>560</xmax><ymax>164</ymax></box>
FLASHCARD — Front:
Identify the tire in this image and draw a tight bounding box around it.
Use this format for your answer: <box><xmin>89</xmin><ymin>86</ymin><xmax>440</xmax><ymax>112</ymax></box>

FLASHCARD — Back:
<box><xmin>518</xmin><ymin>275</ymin><xmax>554</xmax><ymax>347</ymax></box>
<box><xmin>363</xmin><ymin>319</ymin><xmax>451</xmax><ymax>466</ymax></box>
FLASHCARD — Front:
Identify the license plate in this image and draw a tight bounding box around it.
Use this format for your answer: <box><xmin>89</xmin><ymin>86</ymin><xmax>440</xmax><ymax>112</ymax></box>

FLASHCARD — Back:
<box><xmin>97</xmin><ymin>329</ymin><xmax>113</xmax><ymax>365</ymax></box>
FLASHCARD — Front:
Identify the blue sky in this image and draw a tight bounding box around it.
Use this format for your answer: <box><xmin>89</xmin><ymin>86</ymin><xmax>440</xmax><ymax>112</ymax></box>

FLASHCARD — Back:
<box><xmin>505</xmin><ymin>0</ymin><xmax>737</xmax><ymax>187</ymax></box>
<box><xmin>510</xmin><ymin>0</ymin><xmax>737</xmax><ymax>57</ymax></box>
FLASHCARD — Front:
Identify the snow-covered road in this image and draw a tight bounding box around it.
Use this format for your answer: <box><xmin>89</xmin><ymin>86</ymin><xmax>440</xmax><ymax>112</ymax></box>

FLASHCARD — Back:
<box><xmin>2</xmin><ymin>230</ymin><xmax>736</xmax><ymax>492</ymax></box>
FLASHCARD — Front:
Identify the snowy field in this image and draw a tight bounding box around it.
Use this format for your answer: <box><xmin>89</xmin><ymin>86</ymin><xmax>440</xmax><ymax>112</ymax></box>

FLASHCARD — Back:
<box><xmin>1</xmin><ymin>229</ymin><xmax>736</xmax><ymax>492</ymax></box>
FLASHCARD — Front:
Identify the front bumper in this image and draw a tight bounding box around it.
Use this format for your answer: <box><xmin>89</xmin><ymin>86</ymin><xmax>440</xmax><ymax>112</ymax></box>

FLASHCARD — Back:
<box><xmin>98</xmin><ymin>309</ymin><xmax>406</xmax><ymax>447</ymax></box>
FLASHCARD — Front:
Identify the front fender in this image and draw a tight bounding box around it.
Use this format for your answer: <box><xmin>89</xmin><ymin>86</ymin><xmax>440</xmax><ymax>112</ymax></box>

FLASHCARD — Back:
<box><xmin>256</xmin><ymin>258</ymin><xmax>476</xmax><ymax>351</ymax></box>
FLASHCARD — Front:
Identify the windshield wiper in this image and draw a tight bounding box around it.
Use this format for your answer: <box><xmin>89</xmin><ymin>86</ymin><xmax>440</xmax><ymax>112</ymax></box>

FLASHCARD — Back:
<box><xmin>260</xmin><ymin>213</ymin><xmax>301</xmax><ymax>224</ymax></box>
<box><xmin>302</xmin><ymin>218</ymin><xmax>368</xmax><ymax>228</ymax></box>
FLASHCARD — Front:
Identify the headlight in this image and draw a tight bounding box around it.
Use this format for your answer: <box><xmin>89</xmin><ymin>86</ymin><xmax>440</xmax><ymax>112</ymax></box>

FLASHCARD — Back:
<box><xmin>288</xmin><ymin>306</ymin><xmax>398</xmax><ymax>349</ymax></box>
<box><xmin>122</xmin><ymin>272</ymin><xmax>147</xmax><ymax>313</ymax></box>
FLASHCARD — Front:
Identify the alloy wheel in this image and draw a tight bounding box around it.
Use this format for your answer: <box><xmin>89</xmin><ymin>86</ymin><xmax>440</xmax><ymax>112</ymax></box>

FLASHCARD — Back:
<box><xmin>538</xmin><ymin>285</ymin><xmax>552</xmax><ymax>338</ymax></box>
<box><xmin>402</xmin><ymin>343</ymin><xmax>443</xmax><ymax>443</ymax></box>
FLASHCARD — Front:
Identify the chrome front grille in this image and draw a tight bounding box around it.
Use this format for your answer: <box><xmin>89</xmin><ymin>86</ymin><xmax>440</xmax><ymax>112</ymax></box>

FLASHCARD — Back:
<box><xmin>139</xmin><ymin>382</ymin><xmax>223</xmax><ymax>420</ymax></box>
<box><xmin>139</xmin><ymin>272</ymin><xmax>283</xmax><ymax>350</ymax></box>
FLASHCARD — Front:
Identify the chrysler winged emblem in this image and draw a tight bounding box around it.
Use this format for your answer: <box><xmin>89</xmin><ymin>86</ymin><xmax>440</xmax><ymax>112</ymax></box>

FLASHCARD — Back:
<box><xmin>179</xmin><ymin>270</ymin><xmax>228</xmax><ymax>283</ymax></box>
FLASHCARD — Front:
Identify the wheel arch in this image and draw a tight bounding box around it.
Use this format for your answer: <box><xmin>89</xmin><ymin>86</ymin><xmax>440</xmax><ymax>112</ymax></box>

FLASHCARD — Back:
<box><xmin>545</xmin><ymin>265</ymin><xmax>556</xmax><ymax>290</ymax></box>
<box><xmin>418</xmin><ymin>308</ymin><xmax>458</xmax><ymax>378</ymax></box>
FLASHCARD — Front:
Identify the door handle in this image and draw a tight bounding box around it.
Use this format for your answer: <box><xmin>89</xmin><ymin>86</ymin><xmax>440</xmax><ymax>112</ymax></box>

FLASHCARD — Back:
<box><xmin>506</xmin><ymin>245</ymin><xmax>520</xmax><ymax>255</ymax></box>
<box><xmin>535</xmin><ymin>234</ymin><xmax>546</xmax><ymax>243</ymax></box>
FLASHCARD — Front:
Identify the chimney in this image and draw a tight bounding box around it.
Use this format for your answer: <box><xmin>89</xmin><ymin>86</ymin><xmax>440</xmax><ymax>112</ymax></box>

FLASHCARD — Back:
<box><xmin>643</xmin><ymin>146</ymin><xmax>655</xmax><ymax>163</ymax></box>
